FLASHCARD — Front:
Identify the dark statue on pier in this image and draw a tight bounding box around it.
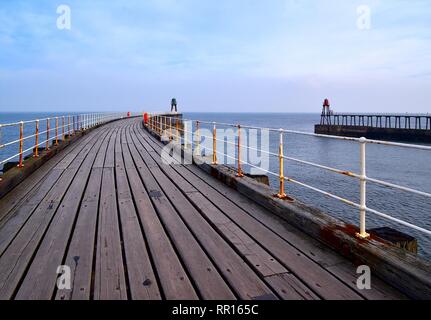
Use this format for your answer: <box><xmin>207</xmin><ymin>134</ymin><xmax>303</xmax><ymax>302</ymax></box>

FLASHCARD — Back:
<box><xmin>171</xmin><ymin>98</ymin><xmax>178</xmax><ymax>113</ymax></box>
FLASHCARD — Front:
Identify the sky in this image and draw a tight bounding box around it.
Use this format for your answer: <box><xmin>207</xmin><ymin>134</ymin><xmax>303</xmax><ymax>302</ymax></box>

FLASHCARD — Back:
<box><xmin>0</xmin><ymin>0</ymin><xmax>430</xmax><ymax>113</ymax></box>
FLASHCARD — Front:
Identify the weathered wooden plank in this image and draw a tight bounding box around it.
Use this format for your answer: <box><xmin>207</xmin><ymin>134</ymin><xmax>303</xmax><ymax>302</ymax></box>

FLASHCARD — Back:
<box><xmin>54</xmin><ymin>132</ymin><xmax>97</xmax><ymax>170</ymax></box>
<box><xmin>124</xmin><ymin>126</ymin><xmax>235</xmax><ymax>300</ymax></box>
<box><xmin>55</xmin><ymin>168</ymin><xmax>103</xmax><ymax>300</ymax></box>
<box><xmin>0</xmin><ymin>170</ymin><xmax>63</xmax><ymax>256</ymax></box>
<box><xmin>15</xmin><ymin>127</ymin><xmax>110</xmax><ymax>299</ymax></box>
<box><xmin>265</xmin><ymin>273</ymin><xmax>319</xmax><ymax>300</ymax></box>
<box><xmin>0</xmin><ymin>129</ymin><xmax>107</xmax><ymax>256</ymax></box>
<box><xmin>186</xmin><ymin>191</ymin><xmax>287</xmax><ymax>276</ymax></box>
<box><xmin>134</xmin><ymin>127</ymin><xmax>293</xmax><ymax>282</ymax></box>
<box><xmin>137</xmin><ymin>124</ymin><xmax>362</xmax><ymax>300</ymax></box>
<box><xmin>128</xmin><ymin>124</ymin><xmax>277</xmax><ymax>300</ymax></box>
<box><xmin>0</xmin><ymin>169</ymin><xmax>76</xmax><ymax>299</ymax></box>
<box><xmin>179</xmin><ymin>155</ymin><xmax>407</xmax><ymax>300</ymax></box>
<box><xmin>103</xmin><ymin>128</ymin><xmax>118</xmax><ymax>168</ymax></box>
<box><xmin>170</xmin><ymin>172</ymin><xmax>362</xmax><ymax>299</ymax></box>
<box><xmin>94</xmin><ymin>128</ymin><xmax>128</xmax><ymax>301</ymax></box>
<box><xmin>0</xmin><ymin>127</ymin><xmax>102</xmax><ymax>221</ymax></box>
<box><xmin>136</xmin><ymin>126</ymin><xmax>321</xmax><ymax>301</ymax></box>
<box><xmin>123</xmin><ymin>131</ymin><xmax>199</xmax><ymax>300</ymax></box>
<box><xmin>0</xmin><ymin>128</ymin><xmax>109</xmax><ymax>300</ymax></box>
<box><xmin>54</xmin><ymin>128</ymin><xmax>116</xmax><ymax>300</ymax></box>
<box><xmin>114</xmin><ymin>126</ymin><xmax>161</xmax><ymax>300</ymax></box>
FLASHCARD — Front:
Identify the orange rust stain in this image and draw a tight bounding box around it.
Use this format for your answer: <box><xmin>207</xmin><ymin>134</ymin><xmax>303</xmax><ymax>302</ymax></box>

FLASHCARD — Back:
<box><xmin>319</xmin><ymin>221</ymin><xmax>386</xmax><ymax>262</ymax></box>
<box><xmin>341</xmin><ymin>171</ymin><xmax>355</xmax><ymax>177</ymax></box>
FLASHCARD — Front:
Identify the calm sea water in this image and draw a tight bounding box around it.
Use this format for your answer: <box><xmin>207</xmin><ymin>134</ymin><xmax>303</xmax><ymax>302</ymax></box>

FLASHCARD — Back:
<box><xmin>1</xmin><ymin>112</ymin><xmax>431</xmax><ymax>259</ymax></box>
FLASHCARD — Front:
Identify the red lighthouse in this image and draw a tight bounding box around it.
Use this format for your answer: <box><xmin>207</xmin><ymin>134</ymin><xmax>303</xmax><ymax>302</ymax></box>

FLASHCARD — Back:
<box><xmin>320</xmin><ymin>99</ymin><xmax>332</xmax><ymax>125</ymax></box>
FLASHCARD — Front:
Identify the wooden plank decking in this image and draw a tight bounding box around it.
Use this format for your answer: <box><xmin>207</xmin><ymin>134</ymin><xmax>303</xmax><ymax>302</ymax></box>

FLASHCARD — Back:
<box><xmin>0</xmin><ymin>118</ymin><xmax>407</xmax><ymax>300</ymax></box>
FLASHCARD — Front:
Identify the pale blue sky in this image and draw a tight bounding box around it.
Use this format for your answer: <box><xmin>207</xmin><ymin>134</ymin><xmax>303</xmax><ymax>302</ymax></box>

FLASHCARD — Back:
<box><xmin>0</xmin><ymin>0</ymin><xmax>430</xmax><ymax>112</ymax></box>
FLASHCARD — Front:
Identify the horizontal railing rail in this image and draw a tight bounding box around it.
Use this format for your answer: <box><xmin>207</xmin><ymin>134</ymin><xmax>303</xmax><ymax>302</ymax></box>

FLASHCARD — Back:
<box><xmin>145</xmin><ymin>112</ymin><xmax>431</xmax><ymax>240</ymax></box>
<box><xmin>0</xmin><ymin>112</ymin><xmax>130</xmax><ymax>170</ymax></box>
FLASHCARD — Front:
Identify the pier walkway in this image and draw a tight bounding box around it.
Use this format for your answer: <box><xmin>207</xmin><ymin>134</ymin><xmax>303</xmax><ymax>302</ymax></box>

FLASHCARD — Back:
<box><xmin>0</xmin><ymin>117</ymin><xmax>406</xmax><ymax>300</ymax></box>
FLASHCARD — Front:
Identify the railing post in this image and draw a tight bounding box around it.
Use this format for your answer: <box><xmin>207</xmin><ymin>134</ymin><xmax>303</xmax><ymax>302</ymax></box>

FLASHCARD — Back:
<box><xmin>34</xmin><ymin>120</ymin><xmax>39</xmax><ymax>158</ymax></box>
<box><xmin>183</xmin><ymin>120</ymin><xmax>188</xmax><ymax>149</ymax></box>
<box><xmin>55</xmin><ymin>117</ymin><xmax>59</xmax><ymax>145</ymax></box>
<box><xmin>46</xmin><ymin>118</ymin><xmax>50</xmax><ymax>151</ymax></box>
<box><xmin>357</xmin><ymin>137</ymin><xmax>370</xmax><ymax>239</ymax></box>
<box><xmin>276</xmin><ymin>129</ymin><xmax>287</xmax><ymax>199</ymax></box>
<box><xmin>18</xmin><ymin>121</ymin><xmax>24</xmax><ymax>168</ymax></box>
<box><xmin>68</xmin><ymin>115</ymin><xmax>70</xmax><ymax>137</ymax></box>
<box><xmin>169</xmin><ymin>117</ymin><xmax>173</xmax><ymax>140</ymax></box>
<box><xmin>195</xmin><ymin>121</ymin><xmax>200</xmax><ymax>156</ymax></box>
<box><xmin>212</xmin><ymin>122</ymin><xmax>218</xmax><ymax>165</ymax></box>
<box><xmin>62</xmin><ymin>116</ymin><xmax>65</xmax><ymax>141</ymax></box>
<box><xmin>176</xmin><ymin>117</ymin><xmax>180</xmax><ymax>144</ymax></box>
<box><xmin>236</xmin><ymin>124</ymin><xmax>244</xmax><ymax>177</ymax></box>
<box><xmin>160</xmin><ymin>116</ymin><xmax>163</xmax><ymax>136</ymax></box>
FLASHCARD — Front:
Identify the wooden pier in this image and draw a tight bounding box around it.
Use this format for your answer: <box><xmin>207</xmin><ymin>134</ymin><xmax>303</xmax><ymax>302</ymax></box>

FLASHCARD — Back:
<box><xmin>0</xmin><ymin>117</ymin><xmax>414</xmax><ymax>300</ymax></box>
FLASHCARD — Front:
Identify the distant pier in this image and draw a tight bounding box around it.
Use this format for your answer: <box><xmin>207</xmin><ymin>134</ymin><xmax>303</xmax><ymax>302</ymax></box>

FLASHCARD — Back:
<box><xmin>314</xmin><ymin>100</ymin><xmax>431</xmax><ymax>142</ymax></box>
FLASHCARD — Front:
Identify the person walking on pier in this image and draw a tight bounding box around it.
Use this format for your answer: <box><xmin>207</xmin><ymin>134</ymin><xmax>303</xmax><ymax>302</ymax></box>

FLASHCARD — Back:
<box><xmin>171</xmin><ymin>98</ymin><xmax>178</xmax><ymax>113</ymax></box>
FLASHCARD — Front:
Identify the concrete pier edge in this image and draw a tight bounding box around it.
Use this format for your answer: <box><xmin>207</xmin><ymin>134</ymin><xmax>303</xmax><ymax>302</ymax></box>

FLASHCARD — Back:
<box><xmin>315</xmin><ymin>124</ymin><xmax>431</xmax><ymax>143</ymax></box>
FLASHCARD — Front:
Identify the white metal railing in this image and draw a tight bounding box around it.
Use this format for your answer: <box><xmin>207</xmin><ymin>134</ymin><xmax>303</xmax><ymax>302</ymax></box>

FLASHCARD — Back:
<box><xmin>0</xmin><ymin>112</ymin><xmax>128</xmax><ymax>169</ymax></box>
<box><xmin>144</xmin><ymin>113</ymin><xmax>431</xmax><ymax>240</ymax></box>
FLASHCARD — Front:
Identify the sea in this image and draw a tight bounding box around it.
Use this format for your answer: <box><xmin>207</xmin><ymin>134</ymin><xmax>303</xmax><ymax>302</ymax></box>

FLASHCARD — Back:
<box><xmin>1</xmin><ymin>112</ymin><xmax>430</xmax><ymax>260</ymax></box>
